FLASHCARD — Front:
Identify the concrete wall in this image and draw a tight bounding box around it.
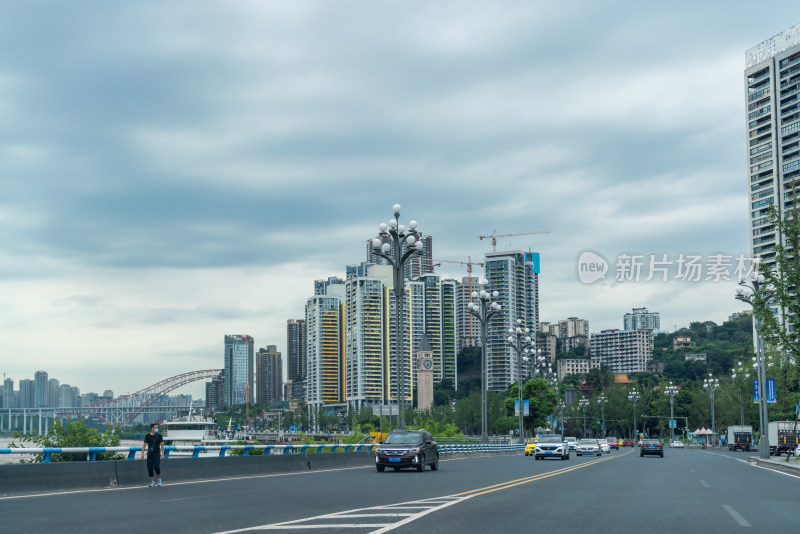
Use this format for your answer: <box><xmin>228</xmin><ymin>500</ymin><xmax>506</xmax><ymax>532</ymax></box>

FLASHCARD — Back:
<box><xmin>0</xmin><ymin>452</ymin><xmax>375</xmax><ymax>496</ymax></box>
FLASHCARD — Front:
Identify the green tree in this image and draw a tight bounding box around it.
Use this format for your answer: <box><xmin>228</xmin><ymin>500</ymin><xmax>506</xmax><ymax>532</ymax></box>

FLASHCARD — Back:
<box><xmin>11</xmin><ymin>418</ymin><xmax>122</xmax><ymax>463</ymax></box>
<box><xmin>753</xmin><ymin>187</ymin><xmax>800</xmax><ymax>363</ymax></box>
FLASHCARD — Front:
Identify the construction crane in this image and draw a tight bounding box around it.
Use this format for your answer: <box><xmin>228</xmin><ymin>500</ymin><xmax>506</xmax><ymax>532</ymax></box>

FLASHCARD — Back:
<box><xmin>479</xmin><ymin>230</ymin><xmax>550</xmax><ymax>252</ymax></box>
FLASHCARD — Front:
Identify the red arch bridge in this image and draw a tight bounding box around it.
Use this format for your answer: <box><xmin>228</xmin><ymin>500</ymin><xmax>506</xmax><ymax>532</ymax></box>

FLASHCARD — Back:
<box><xmin>1</xmin><ymin>369</ymin><xmax>222</xmax><ymax>430</ymax></box>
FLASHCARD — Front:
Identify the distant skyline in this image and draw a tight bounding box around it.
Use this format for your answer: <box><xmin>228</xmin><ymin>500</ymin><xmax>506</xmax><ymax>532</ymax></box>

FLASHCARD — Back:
<box><xmin>2</xmin><ymin>2</ymin><xmax>798</xmax><ymax>399</ymax></box>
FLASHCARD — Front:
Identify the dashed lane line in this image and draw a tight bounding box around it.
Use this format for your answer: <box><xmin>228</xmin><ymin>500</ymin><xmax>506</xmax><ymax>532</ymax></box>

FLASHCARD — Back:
<box><xmin>722</xmin><ymin>504</ymin><xmax>752</xmax><ymax>527</ymax></box>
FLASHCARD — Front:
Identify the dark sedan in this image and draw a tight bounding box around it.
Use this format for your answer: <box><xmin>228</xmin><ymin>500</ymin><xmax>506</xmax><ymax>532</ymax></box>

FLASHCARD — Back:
<box><xmin>375</xmin><ymin>430</ymin><xmax>439</xmax><ymax>472</ymax></box>
<box><xmin>640</xmin><ymin>439</ymin><xmax>664</xmax><ymax>457</ymax></box>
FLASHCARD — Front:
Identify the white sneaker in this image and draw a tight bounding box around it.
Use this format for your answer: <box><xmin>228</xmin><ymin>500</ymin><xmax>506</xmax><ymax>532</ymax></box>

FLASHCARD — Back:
<box><xmin>149</xmin><ymin>481</ymin><xmax>155</xmax><ymax>488</ymax></box>
<box><xmin>156</xmin><ymin>478</ymin><xmax>162</xmax><ymax>486</ymax></box>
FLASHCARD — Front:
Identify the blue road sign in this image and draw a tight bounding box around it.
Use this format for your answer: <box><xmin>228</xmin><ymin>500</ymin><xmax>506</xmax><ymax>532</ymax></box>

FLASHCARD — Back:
<box><xmin>767</xmin><ymin>378</ymin><xmax>776</xmax><ymax>403</ymax></box>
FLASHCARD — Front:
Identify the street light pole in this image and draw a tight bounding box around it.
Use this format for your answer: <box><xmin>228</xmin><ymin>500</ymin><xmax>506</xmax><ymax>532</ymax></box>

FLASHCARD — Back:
<box><xmin>597</xmin><ymin>395</ymin><xmax>607</xmax><ymax>438</ymax></box>
<box><xmin>703</xmin><ymin>374</ymin><xmax>720</xmax><ymax>447</ymax></box>
<box><xmin>731</xmin><ymin>361</ymin><xmax>750</xmax><ymax>427</ymax></box>
<box><xmin>664</xmin><ymin>382</ymin><xmax>679</xmax><ymax>443</ymax></box>
<box><xmin>507</xmin><ymin>320</ymin><xmax>532</xmax><ymax>443</ymax></box>
<box><xmin>628</xmin><ymin>389</ymin><xmax>639</xmax><ymax>444</ymax></box>
<box><xmin>371</xmin><ymin>204</ymin><xmax>424</xmax><ymax>431</ymax></box>
<box><xmin>736</xmin><ymin>268</ymin><xmax>772</xmax><ymax>459</ymax></box>
<box><xmin>578</xmin><ymin>398</ymin><xmax>589</xmax><ymax>438</ymax></box>
<box><xmin>467</xmin><ymin>279</ymin><xmax>502</xmax><ymax>443</ymax></box>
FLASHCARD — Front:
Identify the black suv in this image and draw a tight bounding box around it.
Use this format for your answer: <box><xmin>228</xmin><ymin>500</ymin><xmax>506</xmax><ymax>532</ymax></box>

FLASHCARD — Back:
<box><xmin>375</xmin><ymin>430</ymin><xmax>439</xmax><ymax>472</ymax></box>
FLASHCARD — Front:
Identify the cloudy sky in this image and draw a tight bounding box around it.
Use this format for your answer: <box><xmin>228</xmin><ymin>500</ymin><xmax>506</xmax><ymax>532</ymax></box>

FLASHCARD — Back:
<box><xmin>2</xmin><ymin>1</ymin><xmax>797</xmax><ymax>400</ymax></box>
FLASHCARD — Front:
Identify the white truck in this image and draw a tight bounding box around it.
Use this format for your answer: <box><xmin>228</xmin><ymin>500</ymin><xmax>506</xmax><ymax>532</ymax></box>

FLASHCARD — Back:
<box><xmin>726</xmin><ymin>425</ymin><xmax>752</xmax><ymax>452</ymax></box>
<box><xmin>767</xmin><ymin>421</ymin><xmax>800</xmax><ymax>456</ymax></box>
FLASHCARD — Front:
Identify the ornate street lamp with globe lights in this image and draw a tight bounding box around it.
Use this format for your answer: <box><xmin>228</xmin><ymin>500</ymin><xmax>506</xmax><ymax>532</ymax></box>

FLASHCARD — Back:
<box><xmin>703</xmin><ymin>374</ymin><xmax>720</xmax><ymax>447</ymax></box>
<box><xmin>467</xmin><ymin>280</ymin><xmax>502</xmax><ymax>443</ymax></box>
<box><xmin>730</xmin><ymin>361</ymin><xmax>750</xmax><ymax>427</ymax></box>
<box><xmin>371</xmin><ymin>204</ymin><xmax>424</xmax><ymax>431</ymax></box>
<box><xmin>664</xmin><ymin>382</ymin><xmax>679</xmax><ymax>443</ymax></box>
<box><xmin>507</xmin><ymin>320</ymin><xmax>533</xmax><ymax>442</ymax></box>
<box><xmin>578</xmin><ymin>398</ymin><xmax>589</xmax><ymax>437</ymax></box>
<box><xmin>735</xmin><ymin>267</ymin><xmax>774</xmax><ymax>458</ymax></box>
<box><xmin>597</xmin><ymin>394</ymin><xmax>608</xmax><ymax>438</ymax></box>
<box><xmin>628</xmin><ymin>389</ymin><xmax>640</xmax><ymax>444</ymax></box>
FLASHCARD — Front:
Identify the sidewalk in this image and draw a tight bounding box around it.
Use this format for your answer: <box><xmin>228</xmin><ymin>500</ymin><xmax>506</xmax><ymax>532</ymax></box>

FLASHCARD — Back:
<box><xmin>748</xmin><ymin>455</ymin><xmax>800</xmax><ymax>476</ymax></box>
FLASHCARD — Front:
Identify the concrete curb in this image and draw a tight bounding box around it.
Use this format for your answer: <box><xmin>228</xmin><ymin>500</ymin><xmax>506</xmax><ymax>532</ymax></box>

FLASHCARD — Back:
<box><xmin>748</xmin><ymin>456</ymin><xmax>800</xmax><ymax>476</ymax></box>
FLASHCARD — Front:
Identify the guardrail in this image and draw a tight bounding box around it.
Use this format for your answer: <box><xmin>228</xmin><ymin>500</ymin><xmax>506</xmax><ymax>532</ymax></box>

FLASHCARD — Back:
<box><xmin>1</xmin><ymin>442</ymin><xmax>523</xmax><ymax>463</ymax></box>
<box><xmin>439</xmin><ymin>443</ymin><xmax>524</xmax><ymax>454</ymax></box>
<box><xmin>1</xmin><ymin>444</ymin><xmax>379</xmax><ymax>463</ymax></box>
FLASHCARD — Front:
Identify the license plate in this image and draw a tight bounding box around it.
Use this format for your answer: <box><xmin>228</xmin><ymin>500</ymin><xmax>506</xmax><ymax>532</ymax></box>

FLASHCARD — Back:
<box><xmin>389</xmin><ymin>457</ymin><xmax>401</xmax><ymax>462</ymax></box>
<box><xmin>545</xmin><ymin>451</ymin><xmax>553</xmax><ymax>454</ymax></box>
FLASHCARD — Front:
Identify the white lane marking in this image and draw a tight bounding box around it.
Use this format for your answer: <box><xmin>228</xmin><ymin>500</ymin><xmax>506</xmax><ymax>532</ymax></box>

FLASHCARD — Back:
<box><xmin>690</xmin><ymin>468</ymin><xmax>697</xmax><ymax>473</ymax></box>
<box><xmin>212</xmin><ymin>495</ymin><xmax>472</xmax><ymax>533</ymax></box>
<box><xmin>722</xmin><ymin>504</ymin><xmax>752</xmax><ymax>527</ymax></box>
<box><xmin>699</xmin><ymin>480</ymin><xmax>710</xmax><ymax>488</ymax></box>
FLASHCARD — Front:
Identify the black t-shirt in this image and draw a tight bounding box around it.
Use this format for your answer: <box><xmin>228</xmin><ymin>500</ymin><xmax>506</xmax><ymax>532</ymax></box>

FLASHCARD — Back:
<box><xmin>144</xmin><ymin>433</ymin><xmax>163</xmax><ymax>456</ymax></box>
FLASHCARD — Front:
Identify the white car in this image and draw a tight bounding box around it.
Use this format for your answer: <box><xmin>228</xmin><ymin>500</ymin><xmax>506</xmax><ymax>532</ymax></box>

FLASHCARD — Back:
<box><xmin>576</xmin><ymin>438</ymin><xmax>601</xmax><ymax>456</ymax></box>
<box><xmin>598</xmin><ymin>441</ymin><xmax>610</xmax><ymax>453</ymax></box>
<box><xmin>565</xmin><ymin>437</ymin><xmax>578</xmax><ymax>451</ymax></box>
<box><xmin>671</xmin><ymin>440</ymin><xmax>684</xmax><ymax>448</ymax></box>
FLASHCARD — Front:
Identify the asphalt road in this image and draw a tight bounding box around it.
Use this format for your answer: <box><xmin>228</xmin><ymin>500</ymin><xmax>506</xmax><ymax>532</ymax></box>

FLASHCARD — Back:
<box><xmin>1</xmin><ymin>447</ymin><xmax>797</xmax><ymax>533</ymax></box>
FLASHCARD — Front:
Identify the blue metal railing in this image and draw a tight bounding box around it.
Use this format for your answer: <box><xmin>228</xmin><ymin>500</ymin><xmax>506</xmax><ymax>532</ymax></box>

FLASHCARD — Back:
<box><xmin>1</xmin><ymin>442</ymin><xmax>523</xmax><ymax>463</ymax></box>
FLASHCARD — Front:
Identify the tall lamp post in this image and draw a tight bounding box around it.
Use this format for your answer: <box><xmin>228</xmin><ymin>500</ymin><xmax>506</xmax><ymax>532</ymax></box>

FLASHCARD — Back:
<box><xmin>578</xmin><ymin>398</ymin><xmax>589</xmax><ymax>437</ymax></box>
<box><xmin>730</xmin><ymin>361</ymin><xmax>750</xmax><ymax>427</ymax></box>
<box><xmin>467</xmin><ymin>279</ymin><xmax>502</xmax><ymax>443</ymax></box>
<box><xmin>664</xmin><ymin>382</ymin><xmax>679</xmax><ymax>443</ymax></box>
<box><xmin>703</xmin><ymin>374</ymin><xmax>720</xmax><ymax>447</ymax></box>
<box><xmin>371</xmin><ymin>204</ymin><xmax>424</xmax><ymax>431</ymax></box>
<box><xmin>628</xmin><ymin>388</ymin><xmax>640</xmax><ymax>443</ymax></box>
<box><xmin>556</xmin><ymin>402</ymin><xmax>565</xmax><ymax>437</ymax></box>
<box><xmin>507</xmin><ymin>320</ymin><xmax>532</xmax><ymax>443</ymax></box>
<box><xmin>735</xmin><ymin>271</ymin><xmax>773</xmax><ymax>458</ymax></box>
<box><xmin>597</xmin><ymin>395</ymin><xmax>608</xmax><ymax>438</ymax></box>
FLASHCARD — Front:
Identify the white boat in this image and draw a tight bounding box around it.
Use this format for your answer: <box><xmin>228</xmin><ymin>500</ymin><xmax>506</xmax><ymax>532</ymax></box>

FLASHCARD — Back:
<box><xmin>161</xmin><ymin>410</ymin><xmax>228</xmax><ymax>455</ymax></box>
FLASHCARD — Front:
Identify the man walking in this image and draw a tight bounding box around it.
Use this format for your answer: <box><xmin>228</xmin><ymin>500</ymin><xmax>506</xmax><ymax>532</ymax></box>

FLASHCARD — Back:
<box><xmin>141</xmin><ymin>423</ymin><xmax>164</xmax><ymax>487</ymax></box>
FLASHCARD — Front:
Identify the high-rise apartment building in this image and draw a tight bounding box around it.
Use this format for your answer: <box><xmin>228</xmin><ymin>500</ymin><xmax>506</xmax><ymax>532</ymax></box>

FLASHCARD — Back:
<box><xmin>345</xmin><ymin>266</ymin><xmax>391</xmax><ymax>409</ymax></box>
<box><xmin>440</xmin><ymin>278</ymin><xmax>458</xmax><ymax>385</ymax></box>
<box><xmin>286</xmin><ymin>319</ymin><xmax>306</xmax><ymax>385</ymax></box>
<box><xmin>456</xmin><ymin>276</ymin><xmax>481</xmax><ymax>349</ymax></box>
<box><xmin>49</xmin><ymin>379</ymin><xmax>60</xmax><ymax>408</ymax></box>
<box><xmin>623</xmin><ymin>307</ymin><xmax>660</xmax><ymax>332</ymax></box>
<box><xmin>306</xmin><ymin>294</ymin><xmax>344</xmax><ymax>408</ymax></box>
<box><xmin>744</xmin><ymin>24</ymin><xmax>800</xmax><ymax>264</ymax></box>
<box><xmin>256</xmin><ymin>345</ymin><xmax>282</xmax><ymax>404</ymax></box>
<box><xmin>18</xmin><ymin>379</ymin><xmax>35</xmax><ymax>408</ymax></box>
<box><xmin>590</xmin><ymin>329</ymin><xmax>653</xmax><ymax>374</ymax></box>
<box><xmin>3</xmin><ymin>378</ymin><xmax>13</xmax><ymax>409</ymax></box>
<box><xmin>314</xmin><ymin>276</ymin><xmax>344</xmax><ymax>296</ymax></box>
<box><xmin>224</xmin><ymin>334</ymin><xmax>254</xmax><ymax>407</ymax></box>
<box><xmin>205</xmin><ymin>372</ymin><xmax>225</xmax><ymax>411</ymax></box>
<box><xmin>484</xmin><ymin>251</ymin><xmax>540</xmax><ymax>390</ymax></box>
<box><xmin>34</xmin><ymin>371</ymin><xmax>48</xmax><ymax>408</ymax></box>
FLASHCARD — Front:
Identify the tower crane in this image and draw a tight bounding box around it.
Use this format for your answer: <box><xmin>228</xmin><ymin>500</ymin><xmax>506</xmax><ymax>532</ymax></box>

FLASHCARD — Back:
<box><xmin>479</xmin><ymin>230</ymin><xmax>550</xmax><ymax>252</ymax></box>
